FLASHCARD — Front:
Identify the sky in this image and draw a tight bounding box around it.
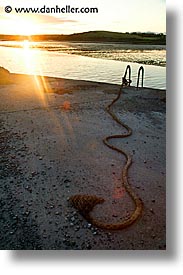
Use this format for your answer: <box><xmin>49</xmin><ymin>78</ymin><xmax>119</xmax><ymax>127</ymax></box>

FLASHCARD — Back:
<box><xmin>0</xmin><ymin>0</ymin><xmax>166</xmax><ymax>35</ymax></box>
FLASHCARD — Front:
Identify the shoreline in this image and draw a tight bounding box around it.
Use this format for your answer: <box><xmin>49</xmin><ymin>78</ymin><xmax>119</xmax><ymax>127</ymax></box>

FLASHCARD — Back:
<box><xmin>5</xmin><ymin>72</ymin><xmax>167</xmax><ymax>92</ymax></box>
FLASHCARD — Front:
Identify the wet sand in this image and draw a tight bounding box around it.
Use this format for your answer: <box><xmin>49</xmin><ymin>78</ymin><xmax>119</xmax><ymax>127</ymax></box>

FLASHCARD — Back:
<box><xmin>0</xmin><ymin>73</ymin><xmax>166</xmax><ymax>250</ymax></box>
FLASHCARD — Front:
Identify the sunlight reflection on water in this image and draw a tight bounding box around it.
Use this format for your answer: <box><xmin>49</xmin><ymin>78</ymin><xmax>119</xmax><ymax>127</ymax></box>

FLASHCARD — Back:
<box><xmin>0</xmin><ymin>43</ymin><xmax>166</xmax><ymax>89</ymax></box>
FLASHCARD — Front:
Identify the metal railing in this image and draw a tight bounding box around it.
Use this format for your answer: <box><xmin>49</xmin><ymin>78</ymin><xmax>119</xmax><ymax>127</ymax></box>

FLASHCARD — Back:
<box><xmin>136</xmin><ymin>66</ymin><xmax>144</xmax><ymax>89</ymax></box>
<box><xmin>122</xmin><ymin>65</ymin><xmax>145</xmax><ymax>89</ymax></box>
<box><xmin>122</xmin><ymin>65</ymin><xmax>132</xmax><ymax>86</ymax></box>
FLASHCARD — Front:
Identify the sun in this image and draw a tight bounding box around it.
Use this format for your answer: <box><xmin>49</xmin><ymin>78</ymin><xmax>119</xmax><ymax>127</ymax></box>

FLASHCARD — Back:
<box><xmin>5</xmin><ymin>14</ymin><xmax>39</xmax><ymax>35</ymax></box>
<box><xmin>15</xmin><ymin>19</ymin><xmax>38</xmax><ymax>35</ymax></box>
<box><xmin>22</xmin><ymin>39</ymin><xmax>30</xmax><ymax>49</ymax></box>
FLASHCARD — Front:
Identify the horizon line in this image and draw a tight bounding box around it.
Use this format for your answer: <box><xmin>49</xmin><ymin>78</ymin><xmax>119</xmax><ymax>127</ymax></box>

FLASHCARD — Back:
<box><xmin>0</xmin><ymin>30</ymin><xmax>166</xmax><ymax>36</ymax></box>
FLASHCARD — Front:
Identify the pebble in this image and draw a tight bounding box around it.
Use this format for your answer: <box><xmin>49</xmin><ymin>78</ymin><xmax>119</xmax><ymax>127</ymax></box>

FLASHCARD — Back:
<box><xmin>87</xmin><ymin>223</ymin><xmax>92</xmax><ymax>229</ymax></box>
<box><xmin>31</xmin><ymin>171</ymin><xmax>37</xmax><ymax>176</ymax></box>
<box><xmin>150</xmin><ymin>208</ymin><xmax>154</xmax><ymax>214</ymax></box>
<box><xmin>64</xmin><ymin>179</ymin><xmax>71</xmax><ymax>183</ymax></box>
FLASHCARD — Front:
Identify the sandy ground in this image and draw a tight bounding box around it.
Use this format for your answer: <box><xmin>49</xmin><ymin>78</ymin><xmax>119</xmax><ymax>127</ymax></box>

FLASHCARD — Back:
<box><xmin>0</xmin><ymin>74</ymin><xmax>166</xmax><ymax>250</ymax></box>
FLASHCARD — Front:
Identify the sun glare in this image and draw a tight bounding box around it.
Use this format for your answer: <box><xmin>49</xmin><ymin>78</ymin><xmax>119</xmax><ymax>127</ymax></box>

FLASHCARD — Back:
<box><xmin>21</xmin><ymin>39</ymin><xmax>36</xmax><ymax>75</ymax></box>
<box><xmin>22</xmin><ymin>40</ymin><xmax>30</xmax><ymax>49</ymax></box>
<box><xmin>9</xmin><ymin>15</ymin><xmax>38</xmax><ymax>35</ymax></box>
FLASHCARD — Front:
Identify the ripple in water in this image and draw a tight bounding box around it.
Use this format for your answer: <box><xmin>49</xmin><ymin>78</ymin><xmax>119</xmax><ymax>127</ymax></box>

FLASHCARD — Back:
<box><xmin>0</xmin><ymin>41</ymin><xmax>166</xmax><ymax>89</ymax></box>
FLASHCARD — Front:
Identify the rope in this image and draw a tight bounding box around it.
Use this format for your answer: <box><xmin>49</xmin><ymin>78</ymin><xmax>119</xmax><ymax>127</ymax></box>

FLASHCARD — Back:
<box><xmin>69</xmin><ymin>84</ymin><xmax>143</xmax><ymax>230</ymax></box>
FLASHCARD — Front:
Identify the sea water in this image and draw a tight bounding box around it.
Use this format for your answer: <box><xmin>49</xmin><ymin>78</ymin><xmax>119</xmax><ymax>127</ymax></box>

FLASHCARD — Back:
<box><xmin>0</xmin><ymin>41</ymin><xmax>166</xmax><ymax>89</ymax></box>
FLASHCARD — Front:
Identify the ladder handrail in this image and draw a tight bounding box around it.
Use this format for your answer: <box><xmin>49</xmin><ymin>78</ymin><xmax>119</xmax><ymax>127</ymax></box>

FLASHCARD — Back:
<box><xmin>122</xmin><ymin>65</ymin><xmax>132</xmax><ymax>86</ymax></box>
<box><xmin>136</xmin><ymin>66</ymin><xmax>144</xmax><ymax>88</ymax></box>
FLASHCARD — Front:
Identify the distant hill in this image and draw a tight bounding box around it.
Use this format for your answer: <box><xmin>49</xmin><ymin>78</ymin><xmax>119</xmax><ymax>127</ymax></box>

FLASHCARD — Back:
<box><xmin>0</xmin><ymin>31</ymin><xmax>166</xmax><ymax>45</ymax></box>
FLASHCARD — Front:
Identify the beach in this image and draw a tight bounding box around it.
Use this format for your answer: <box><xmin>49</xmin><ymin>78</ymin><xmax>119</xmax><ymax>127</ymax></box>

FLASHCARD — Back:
<box><xmin>0</xmin><ymin>72</ymin><xmax>166</xmax><ymax>250</ymax></box>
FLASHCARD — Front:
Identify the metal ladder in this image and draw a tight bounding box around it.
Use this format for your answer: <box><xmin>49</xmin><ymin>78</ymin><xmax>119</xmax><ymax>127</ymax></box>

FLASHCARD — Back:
<box><xmin>122</xmin><ymin>65</ymin><xmax>145</xmax><ymax>88</ymax></box>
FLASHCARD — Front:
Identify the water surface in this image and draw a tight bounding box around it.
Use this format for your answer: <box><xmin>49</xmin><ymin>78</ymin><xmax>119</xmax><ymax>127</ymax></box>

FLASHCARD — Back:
<box><xmin>0</xmin><ymin>41</ymin><xmax>166</xmax><ymax>89</ymax></box>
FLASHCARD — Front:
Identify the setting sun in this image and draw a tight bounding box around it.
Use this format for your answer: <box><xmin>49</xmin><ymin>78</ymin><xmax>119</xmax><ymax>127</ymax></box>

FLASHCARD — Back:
<box><xmin>22</xmin><ymin>39</ymin><xmax>30</xmax><ymax>49</ymax></box>
<box><xmin>13</xmin><ymin>18</ymin><xmax>38</xmax><ymax>35</ymax></box>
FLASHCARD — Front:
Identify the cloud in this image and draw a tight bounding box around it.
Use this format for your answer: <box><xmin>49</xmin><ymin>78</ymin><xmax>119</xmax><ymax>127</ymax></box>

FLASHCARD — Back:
<box><xmin>18</xmin><ymin>14</ymin><xmax>78</xmax><ymax>25</ymax></box>
<box><xmin>0</xmin><ymin>6</ymin><xmax>78</xmax><ymax>25</ymax></box>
